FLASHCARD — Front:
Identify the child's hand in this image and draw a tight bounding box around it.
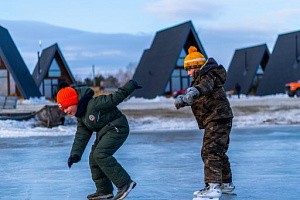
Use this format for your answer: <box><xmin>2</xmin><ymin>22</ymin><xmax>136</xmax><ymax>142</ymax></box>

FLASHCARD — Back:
<box><xmin>182</xmin><ymin>93</ymin><xmax>194</xmax><ymax>105</ymax></box>
<box><xmin>183</xmin><ymin>87</ymin><xmax>200</xmax><ymax>105</ymax></box>
<box><xmin>174</xmin><ymin>95</ymin><xmax>188</xmax><ymax>109</ymax></box>
<box><xmin>130</xmin><ymin>80</ymin><xmax>143</xmax><ymax>89</ymax></box>
<box><xmin>68</xmin><ymin>154</ymin><xmax>80</xmax><ymax>168</ymax></box>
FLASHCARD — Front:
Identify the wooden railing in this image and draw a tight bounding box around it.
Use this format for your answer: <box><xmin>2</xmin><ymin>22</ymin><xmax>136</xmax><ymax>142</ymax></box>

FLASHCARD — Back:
<box><xmin>0</xmin><ymin>96</ymin><xmax>18</xmax><ymax>109</ymax></box>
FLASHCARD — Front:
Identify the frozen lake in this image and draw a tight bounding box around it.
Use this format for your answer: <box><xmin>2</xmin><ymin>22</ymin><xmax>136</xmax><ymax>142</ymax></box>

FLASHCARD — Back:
<box><xmin>0</xmin><ymin>125</ymin><xmax>299</xmax><ymax>200</ymax></box>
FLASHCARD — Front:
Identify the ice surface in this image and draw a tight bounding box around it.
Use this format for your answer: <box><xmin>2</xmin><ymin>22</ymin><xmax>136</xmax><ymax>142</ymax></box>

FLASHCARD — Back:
<box><xmin>0</xmin><ymin>126</ymin><xmax>299</xmax><ymax>200</ymax></box>
<box><xmin>0</xmin><ymin>94</ymin><xmax>299</xmax><ymax>199</ymax></box>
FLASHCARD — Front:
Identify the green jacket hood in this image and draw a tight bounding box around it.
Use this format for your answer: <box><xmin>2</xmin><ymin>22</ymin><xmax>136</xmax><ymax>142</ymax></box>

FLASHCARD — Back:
<box><xmin>75</xmin><ymin>86</ymin><xmax>95</xmax><ymax>101</ymax></box>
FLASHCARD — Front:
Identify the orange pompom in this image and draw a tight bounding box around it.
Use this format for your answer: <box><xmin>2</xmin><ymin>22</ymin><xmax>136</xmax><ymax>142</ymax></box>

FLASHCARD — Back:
<box><xmin>188</xmin><ymin>46</ymin><xmax>197</xmax><ymax>54</ymax></box>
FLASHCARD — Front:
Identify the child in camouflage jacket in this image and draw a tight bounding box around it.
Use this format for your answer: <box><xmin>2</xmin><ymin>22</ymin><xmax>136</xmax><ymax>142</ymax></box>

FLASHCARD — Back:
<box><xmin>175</xmin><ymin>46</ymin><xmax>235</xmax><ymax>199</ymax></box>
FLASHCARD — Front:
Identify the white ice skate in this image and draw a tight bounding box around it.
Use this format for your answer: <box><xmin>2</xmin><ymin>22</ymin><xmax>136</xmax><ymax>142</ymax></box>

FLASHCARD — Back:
<box><xmin>221</xmin><ymin>182</ymin><xmax>235</xmax><ymax>194</ymax></box>
<box><xmin>193</xmin><ymin>183</ymin><xmax>221</xmax><ymax>200</ymax></box>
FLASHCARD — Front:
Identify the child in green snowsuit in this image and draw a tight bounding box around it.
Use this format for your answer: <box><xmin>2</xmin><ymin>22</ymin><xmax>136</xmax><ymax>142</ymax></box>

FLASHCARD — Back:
<box><xmin>56</xmin><ymin>80</ymin><xmax>141</xmax><ymax>200</ymax></box>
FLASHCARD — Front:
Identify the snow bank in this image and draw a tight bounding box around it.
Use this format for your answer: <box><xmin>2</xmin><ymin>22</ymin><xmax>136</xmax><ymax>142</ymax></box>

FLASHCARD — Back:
<box><xmin>1</xmin><ymin>94</ymin><xmax>300</xmax><ymax>138</ymax></box>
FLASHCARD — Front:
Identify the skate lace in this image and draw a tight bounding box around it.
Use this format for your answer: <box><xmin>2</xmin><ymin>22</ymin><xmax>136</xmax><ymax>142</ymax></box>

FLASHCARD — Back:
<box><xmin>199</xmin><ymin>185</ymin><xmax>210</xmax><ymax>192</ymax></box>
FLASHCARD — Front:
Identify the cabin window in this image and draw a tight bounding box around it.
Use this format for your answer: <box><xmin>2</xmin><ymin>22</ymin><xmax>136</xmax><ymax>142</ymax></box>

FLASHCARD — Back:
<box><xmin>48</xmin><ymin>59</ymin><xmax>61</xmax><ymax>77</ymax></box>
<box><xmin>9</xmin><ymin>73</ymin><xmax>16</xmax><ymax>95</ymax></box>
<box><xmin>256</xmin><ymin>65</ymin><xmax>263</xmax><ymax>74</ymax></box>
<box><xmin>165</xmin><ymin>48</ymin><xmax>191</xmax><ymax>95</ymax></box>
<box><xmin>176</xmin><ymin>49</ymin><xmax>186</xmax><ymax>66</ymax></box>
<box><xmin>0</xmin><ymin>70</ymin><xmax>8</xmax><ymax>95</ymax></box>
<box><xmin>44</xmin><ymin>79</ymin><xmax>59</xmax><ymax>98</ymax></box>
<box><xmin>165</xmin><ymin>68</ymin><xmax>191</xmax><ymax>95</ymax></box>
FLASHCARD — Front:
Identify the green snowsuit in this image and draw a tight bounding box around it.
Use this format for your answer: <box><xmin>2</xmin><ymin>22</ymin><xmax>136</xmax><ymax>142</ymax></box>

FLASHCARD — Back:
<box><xmin>70</xmin><ymin>81</ymin><xmax>137</xmax><ymax>194</ymax></box>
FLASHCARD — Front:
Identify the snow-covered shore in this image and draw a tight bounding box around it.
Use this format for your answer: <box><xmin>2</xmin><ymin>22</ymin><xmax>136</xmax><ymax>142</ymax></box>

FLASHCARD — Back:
<box><xmin>0</xmin><ymin>94</ymin><xmax>299</xmax><ymax>138</ymax></box>
<box><xmin>119</xmin><ymin>94</ymin><xmax>300</xmax><ymax>130</ymax></box>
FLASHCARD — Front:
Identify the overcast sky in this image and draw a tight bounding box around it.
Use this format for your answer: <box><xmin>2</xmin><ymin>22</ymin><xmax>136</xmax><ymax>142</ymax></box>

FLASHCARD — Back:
<box><xmin>2</xmin><ymin>0</ymin><xmax>299</xmax><ymax>34</ymax></box>
<box><xmin>0</xmin><ymin>0</ymin><xmax>299</xmax><ymax>79</ymax></box>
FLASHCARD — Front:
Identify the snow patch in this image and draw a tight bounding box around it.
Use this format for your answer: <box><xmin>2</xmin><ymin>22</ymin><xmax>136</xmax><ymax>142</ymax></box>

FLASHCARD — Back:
<box><xmin>1</xmin><ymin>94</ymin><xmax>300</xmax><ymax>138</ymax></box>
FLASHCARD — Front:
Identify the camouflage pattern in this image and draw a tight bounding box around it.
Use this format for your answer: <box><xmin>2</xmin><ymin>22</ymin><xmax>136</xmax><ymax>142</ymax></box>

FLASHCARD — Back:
<box><xmin>202</xmin><ymin>119</ymin><xmax>232</xmax><ymax>184</ymax></box>
<box><xmin>190</xmin><ymin>58</ymin><xmax>233</xmax><ymax>129</ymax></box>
<box><xmin>190</xmin><ymin>58</ymin><xmax>233</xmax><ymax>184</ymax></box>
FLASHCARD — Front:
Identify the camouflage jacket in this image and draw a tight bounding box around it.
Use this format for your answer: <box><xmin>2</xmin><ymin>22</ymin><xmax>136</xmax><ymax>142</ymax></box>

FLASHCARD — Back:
<box><xmin>190</xmin><ymin>58</ymin><xmax>233</xmax><ymax>129</ymax></box>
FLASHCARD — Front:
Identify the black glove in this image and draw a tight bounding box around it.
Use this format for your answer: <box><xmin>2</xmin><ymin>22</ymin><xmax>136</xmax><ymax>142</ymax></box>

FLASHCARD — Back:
<box><xmin>68</xmin><ymin>154</ymin><xmax>80</xmax><ymax>168</ymax></box>
<box><xmin>130</xmin><ymin>80</ymin><xmax>143</xmax><ymax>89</ymax></box>
<box><xmin>174</xmin><ymin>95</ymin><xmax>188</xmax><ymax>109</ymax></box>
<box><xmin>183</xmin><ymin>87</ymin><xmax>200</xmax><ymax>105</ymax></box>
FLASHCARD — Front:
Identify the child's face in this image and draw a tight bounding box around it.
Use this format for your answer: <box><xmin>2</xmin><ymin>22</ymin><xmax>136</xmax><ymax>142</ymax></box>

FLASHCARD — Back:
<box><xmin>187</xmin><ymin>68</ymin><xmax>198</xmax><ymax>77</ymax></box>
<box><xmin>63</xmin><ymin>104</ymin><xmax>78</xmax><ymax>116</ymax></box>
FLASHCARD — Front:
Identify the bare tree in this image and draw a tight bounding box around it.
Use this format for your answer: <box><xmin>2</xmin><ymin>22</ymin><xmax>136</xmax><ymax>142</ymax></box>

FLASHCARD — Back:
<box><xmin>118</xmin><ymin>62</ymin><xmax>137</xmax><ymax>86</ymax></box>
<box><xmin>103</xmin><ymin>75</ymin><xmax>119</xmax><ymax>88</ymax></box>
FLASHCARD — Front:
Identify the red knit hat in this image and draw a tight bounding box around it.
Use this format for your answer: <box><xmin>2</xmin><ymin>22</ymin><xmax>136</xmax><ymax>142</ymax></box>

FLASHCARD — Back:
<box><xmin>56</xmin><ymin>87</ymin><xmax>78</xmax><ymax>110</ymax></box>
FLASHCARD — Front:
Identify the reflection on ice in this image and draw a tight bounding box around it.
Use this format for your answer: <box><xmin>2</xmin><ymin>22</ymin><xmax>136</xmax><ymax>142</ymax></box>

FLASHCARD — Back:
<box><xmin>0</xmin><ymin>126</ymin><xmax>299</xmax><ymax>200</ymax></box>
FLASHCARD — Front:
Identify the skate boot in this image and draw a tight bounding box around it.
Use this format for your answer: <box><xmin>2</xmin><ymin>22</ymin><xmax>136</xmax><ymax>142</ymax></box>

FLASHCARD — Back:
<box><xmin>193</xmin><ymin>183</ymin><xmax>221</xmax><ymax>200</ymax></box>
<box><xmin>221</xmin><ymin>182</ymin><xmax>235</xmax><ymax>194</ymax></box>
<box><xmin>87</xmin><ymin>192</ymin><xmax>114</xmax><ymax>199</ymax></box>
<box><xmin>113</xmin><ymin>180</ymin><xmax>136</xmax><ymax>200</ymax></box>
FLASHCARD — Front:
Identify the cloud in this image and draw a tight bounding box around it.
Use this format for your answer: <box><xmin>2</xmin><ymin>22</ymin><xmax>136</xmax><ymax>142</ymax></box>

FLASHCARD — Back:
<box><xmin>63</xmin><ymin>45</ymin><xmax>82</xmax><ymax>51</ymax></box>
<box><xmin>81</xmin><ymin>50</ymin><xmax>122</xmax><ymax>58</ymax></box>
<box><xmin>210</xmin><ymin>7</ymin><xmax>300</xmax><ymax>35</ymax></box>
<box><xmin>145</xmin><ymin>0</ymin><xmax>223</xmax><ymax>21</ymax></box>
<box><xmin>263</xmin><ymin>8</ymin><xmax>300</xmax><ymax>31</ymax></box>
<box><xmin>144</xmin><ymin>0</ymin><xmax>300</xmax><ymax>36</ymax></box>
<box><xmin>1</xmin><ymin>13</ymin><xmax>299</xmax><ymax>81</ymax></box>
<box><xmin>0</xmin><ymin>20</ymin><xmax>153</xmax><ymax>79</ymax></box>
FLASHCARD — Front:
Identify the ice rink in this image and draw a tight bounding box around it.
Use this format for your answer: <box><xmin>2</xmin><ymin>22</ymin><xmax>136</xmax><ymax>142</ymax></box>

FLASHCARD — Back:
<box><xmin>0</xmin><ymin>125</ymin><xmax>299</xmax><ymax>200</ymax></box>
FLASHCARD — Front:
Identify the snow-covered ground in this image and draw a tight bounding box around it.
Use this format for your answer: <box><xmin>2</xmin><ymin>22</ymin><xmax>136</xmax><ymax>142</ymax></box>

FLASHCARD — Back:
<box><xmin>0</xmin><ymin>94</ymin><xmax>300</xmax><ymax>138</ymax></box>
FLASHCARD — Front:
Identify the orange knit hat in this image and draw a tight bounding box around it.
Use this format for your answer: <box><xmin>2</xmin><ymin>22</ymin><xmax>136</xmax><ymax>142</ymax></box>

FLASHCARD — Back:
<box><xmin>56</xmin><ymin>86</ymin><xmax>78</xmax><ymax>110</ymax></box>
<box><xmin>184</xmin><ymin>46</ymin><xmax>206</xmax><ymax>70</ymax></box>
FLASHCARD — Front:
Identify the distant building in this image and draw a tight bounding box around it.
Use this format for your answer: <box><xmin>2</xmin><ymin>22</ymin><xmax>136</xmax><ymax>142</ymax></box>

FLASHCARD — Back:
<box><xmin>256</xmin><ymin>30</ymin><xmax>300</xmax><ymax>95</ymax></box>
<box><xmin>132</xmin><ymin>21</ymin><xmax>207</xmax><ymax>98</ymax></box>
<box><xmin>32</xmin><ymin>43</ymin><xmax>76</xmax><ymax>99</ymax></box>
<box><xmin>224</xmin><ymin>44</ymin><xmax>270</xmax><ymax>95</ymax></box>
<box><xmin>0</xmin><ymin>26</ymin><xmax>41</xmax><ymax>99</ymax></box>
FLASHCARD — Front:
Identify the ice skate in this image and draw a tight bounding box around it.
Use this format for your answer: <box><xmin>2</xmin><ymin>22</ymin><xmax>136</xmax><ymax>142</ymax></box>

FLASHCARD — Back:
<box><xmin>113</xmin><ymin>180</ymin><xmax>136</xmax><ymax>200</ymax></box>
<box><xmin>87</xmin><ymin>192</ymin><xmax>114</xmax><ymax>199</ymax></box>
<box><xmin>193</xmin><ymin>183</ymin><xmax>221</xmax><ymax>200</ymax></box>
<box><xmin>221</xmin><ymin>182</ymin><xmax>235</xmax><ymax>194</ymax></box>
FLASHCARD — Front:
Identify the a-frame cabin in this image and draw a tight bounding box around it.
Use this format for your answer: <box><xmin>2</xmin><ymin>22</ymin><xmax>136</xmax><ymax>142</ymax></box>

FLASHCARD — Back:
<box><xmin>132</xmin><ymin>21</ymin><xmax>207</xmax><ymax>98</ymax></box>
<box><xmin>0</xmin><ymin>26</ymin><xmax>41</xmax><ymax>99</ymax></box>
<box><xmin>256</xmin><ymin>30</ymin><xmax>300</xmax><ymax>95</ymax></box>
<box><xmin>32</xmin><ymin>43</ymin><xmax>76</xmax><ymax>99</ymax></box>
<box><xmin>224</xmin><ymin>44</ymin><xmax>270</xmax><ymax>95</ymax></box>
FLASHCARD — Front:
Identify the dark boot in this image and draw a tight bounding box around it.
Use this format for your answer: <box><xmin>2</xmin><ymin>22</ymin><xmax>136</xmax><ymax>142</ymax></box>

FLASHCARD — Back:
<box><xmin>87</xmin><ymin>192</ymin><xmax>114</xmax><ymax>200</ymax></box>
<box><xmin>113</xmin><ymin>180</ymin><xmax>136</xmax><ymax>200</ymax></box>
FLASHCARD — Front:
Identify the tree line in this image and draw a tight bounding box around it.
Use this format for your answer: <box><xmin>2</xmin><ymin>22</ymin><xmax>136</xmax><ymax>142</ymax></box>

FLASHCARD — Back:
<box><xmin>75</xmin><ymin>62</ymin><xmax>136</xmax><ymax>90</ymax></box>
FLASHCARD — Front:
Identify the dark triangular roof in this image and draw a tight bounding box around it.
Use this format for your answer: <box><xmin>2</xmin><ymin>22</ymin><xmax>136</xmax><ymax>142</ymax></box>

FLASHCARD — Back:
<box><xmin>32</xmin><ymin>43</ymin><xmax>76</xmax><ymax>86</ymax></box>
<box><xmin>256</xmin><ymin>30</ymin><xmax>300</xmax><ymax>95</ymax></box>
<box><xmin>224</xmin><ymin>44</ymin><xmax>270</xmax><ymax>94</ymax></box>
<box><xmin>0</xmin><ymin>26</ymin><xmax>41</xmax><ymax>99</ymax></box>
<box><xmin>132</xmin><ymin>21</ymin><xmax>207</xmax><ymax>98</ymax></box>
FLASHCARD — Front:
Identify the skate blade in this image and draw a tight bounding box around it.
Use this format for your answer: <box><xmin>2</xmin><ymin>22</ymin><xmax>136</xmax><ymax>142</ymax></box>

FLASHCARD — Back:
<box><xmin>222</xmin><ymin>191</ymin><xmax>237</xmax><ymax>195</ymax></box>
<box><xmin>193</xmin><ymin>198</ymin><xmax>219</xmax><ymax>200</ymax></box>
